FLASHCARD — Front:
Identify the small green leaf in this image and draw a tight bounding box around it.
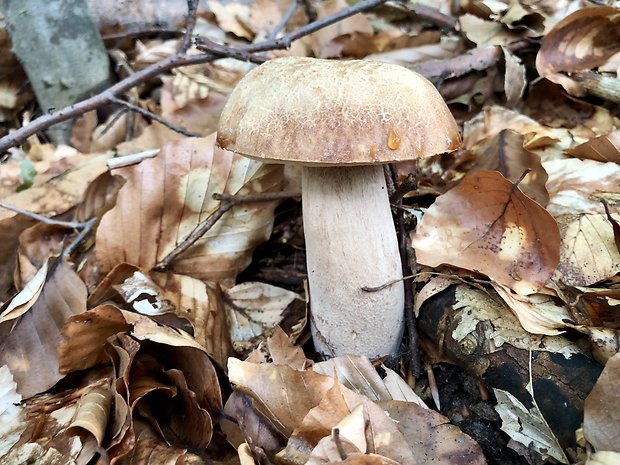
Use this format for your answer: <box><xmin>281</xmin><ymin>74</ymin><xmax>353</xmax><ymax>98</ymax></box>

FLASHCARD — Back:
<box><xmin>17</xmin><ymin>158</ymin><xmax>37</xmax><ymax>192</ymax></box>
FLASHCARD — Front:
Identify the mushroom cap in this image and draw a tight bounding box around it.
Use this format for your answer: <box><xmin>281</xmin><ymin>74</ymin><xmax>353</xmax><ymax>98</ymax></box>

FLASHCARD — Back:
<box><xmin>217</xmin><ymin>57</ymin><xmax>460</xmax><ymax>166</ymax></box>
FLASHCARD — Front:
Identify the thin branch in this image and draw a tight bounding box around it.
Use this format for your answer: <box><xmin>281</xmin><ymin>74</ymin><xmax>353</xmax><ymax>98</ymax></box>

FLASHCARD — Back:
<box><xmin>0</xmin><ymin>199</ymin><xmax>90</xmax><ymax>229</ymax></box>
<box><xmin>180</xmin><ymin>0</ymin><xmax>200</xmax><ymax>53</ymax></box>
<box><xmin>108</xmin><ymin>96</ymin><xmax>203</xmax><ymax>138</ymax></box>
<box><xmin>0</xmin><ymin>0</ymin><xmax>390</xmax><ymax>154</ymax></box>
<box><xmin>195</xmin><ymin>38</ymin><xmax>267</xmax><ymax>64</ymax></box>
<box><xmin>266</xmin><ymin>0</ymin><xmax>301</xmax><ymax>40</ymax></box>
<box><xmin>154</xmin><ymin>191</ymin><xmax>299</xmax><ymax>271</ymax></box>
<box><xmin>64</xmin><ymin>217</ymin><xmax>97</xmax><ymax>256</ymax></box>
<box><xmin>388</xmin><ymin>165</ymin><xmax>421</xmax><ymax>377</ymax></box>
<box><xmin>384</xmin><ymin>1</ymin><xmax>457</xmax><ymax>31</ymax></box>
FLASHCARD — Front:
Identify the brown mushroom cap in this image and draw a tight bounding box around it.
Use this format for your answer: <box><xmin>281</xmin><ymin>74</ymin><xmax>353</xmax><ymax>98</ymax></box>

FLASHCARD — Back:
<box><xmin>217</xmin><ymin>57</ymin><xmax>460</xmax><ymax>166</ymax></box>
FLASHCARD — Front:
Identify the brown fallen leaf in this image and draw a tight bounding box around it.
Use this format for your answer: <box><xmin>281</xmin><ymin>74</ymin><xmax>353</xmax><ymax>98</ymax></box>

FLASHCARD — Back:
<box><xmin>566</xmin><ymin>131</ymin><xmax>620</xmax><ymax>164</ymax></box>
<box><xmin>470</xmin><ymin>129</ymin><xmax>549</xmax><ymax>206</ymax></box>
<box><xmin>0</xmin><ymin>260</ymin><xmax>87</xmax><ymax>398</ymax></box>
<box><xmin>154</xmin><ymin>272</ymin><xmax>234</xmax><ymax>370</ymax></box>
<box><xmin>380</xmin><ymin>400</ymin><xmax>486</xmax><ymax>465</ymax></box>
<box><xmin>536</xmin><ymin>7</ymin><xmax>620</xmax><ymax>96</ymax></box>
<box><xmin>225</xmin><ymin>281</ymin><xmax>305</xmax><ymax>355</ymax></box>
<box><xmin>96</xmin><ymin>134</ymin><xmax>284</xmax><ymax>284</ymax></box>
<box><xmin>544</xmin><ymin>158</ymin><xmax>620</xmax><ymax>217</ymax></box>
<box><xmin>584</xmin><ymin>353</ymin><xmax>620</xmax><ymax>453</ymax></box>
<box><xmin>411</xmin><ymin>170</ymin><xmax>560</xmax><ymax>295</ymax></box>
<box><xmin>554</xmin><ymin>213</ymin><xmax>620</xmax><ymax>287</ymax></box>
<box><xmin>310</xmin><ymin>0</ymin><xmax>373</xmax><ymax>58</ymax></box>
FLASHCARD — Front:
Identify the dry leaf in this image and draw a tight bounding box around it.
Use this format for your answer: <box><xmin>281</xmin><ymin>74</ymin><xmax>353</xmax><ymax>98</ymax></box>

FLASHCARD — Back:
<box><xmin>503</xmin><ymin>48</ymin><xmax>527</xmax><ymax>106</ymax></box>
<box><xmin>307</xmin><ymin>400</ymin><xmax>416</xmax><ymax>465</ymax></box>
<box><xmin>96</xmin><ymin>134</ymin><xmax>284</xmax><ymax>283</ymax></box>
<box><xmin>0</xmin><ymin>260</ymin><xmax>87</xmax><ymax>398</ymax></box>
<box><xmin>555</xmin><ymin>214</ymin><xmax>620</xmax><ymax>287</ymax></box>
<box><xmin>207</xmin><ymin>1</ymin><xmax>253</xmax><ymax>39</ymax></box>
<box><xmin>310</xmin><ymin>0</ymin><xmax>373</xmax><ymax>58</ymax></box>
<box><xmin>0</xmin><ymin>366</ymin><xmax>24</xmax><ymax>456</ymax></box>
<box><xmin>313</xmin><ymin>355</ymin><xmax>423</xmax><ymax>404</ymax></box>
<box><xmin>584</xmin><ymin>352</ymin><xmax>620</xmax><ymax>452</ymax></box>
<box><xmin>545</xmin><ymin>158</ymin><xmax>620</xmax><ymax>217</ymax></box>
<box><xmin>493</xmin><ymin>283</ymin><xmax>570</xmax><ymax>336</ymax></box>
<box><xmin>470</xmin><ymin>129</ymin><xmax>549</xmax><ymax>206</ymax></box>
<box><xmin>411</xmin><ymin>170</ymin><xmax>560</xmax><ymax>295</ymax></box>
<box><xmin>567</xmin><ymin>131</ymin><xmax>620</xmax><ymax>164</ymax></box>
<box><xmin>536</xmin><ymin>7</ymin><xmax>620</xmax><ymax>96</ymax></box>
<box><xmin>494</xmin><ymin>388</ymin><xmax>568</xmax><ymax>463</ymax></box>
<box><xmin>67</xmin><ymin>385</ymin><xmax>112</xmax><ymax>445</ymax></box>
<box><xmin>380</xmin><ymin>400</ymin><xmax>487</xmax><ymax>465</ymax></box>
<box><xmin>154</xmin><ymin>273</ymin><xmax>234</xmax><ymax>370</ymax></box>
<box><xmin>0</xmin><ymin>260</ymin><xmax>47</xmax><ymax>323</ymax></box>
<box><xmin>228</xmin><ymin>358</ymin><xmax>337</xmax><ymax>436</ymax></box>
<box><xmin>225</xmin><ymin>281</ymin><xmax>304</xmax><ymax>354</ymax></box>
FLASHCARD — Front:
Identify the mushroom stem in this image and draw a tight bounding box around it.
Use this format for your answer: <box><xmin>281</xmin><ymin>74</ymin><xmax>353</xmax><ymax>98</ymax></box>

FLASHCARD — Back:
<box><xmin>302</xmin><ymin>165</ymin><xmax>405</xmax><ymax>358</ymax></box>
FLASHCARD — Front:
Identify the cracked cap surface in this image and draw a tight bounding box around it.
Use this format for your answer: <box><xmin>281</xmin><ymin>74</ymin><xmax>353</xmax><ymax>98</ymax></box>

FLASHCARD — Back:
<box><xmin>217</xmin><ymin>57</ymin><xmax>461</xmax><ymax>166</ymax></box>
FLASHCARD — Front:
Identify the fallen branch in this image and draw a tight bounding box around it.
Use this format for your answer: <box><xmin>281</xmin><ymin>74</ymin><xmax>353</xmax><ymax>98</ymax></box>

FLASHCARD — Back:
<box><xmin>154</xmin><ymin>191</ymin><xmax>300</xmax><ymax>271</ymax></box>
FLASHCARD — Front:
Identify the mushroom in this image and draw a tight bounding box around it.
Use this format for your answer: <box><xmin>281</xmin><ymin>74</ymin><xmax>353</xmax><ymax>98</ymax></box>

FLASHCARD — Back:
<box><xmin>217</xmin><ymin>57</ymin><xmax>460</xmax><ymax>358</ymax></box>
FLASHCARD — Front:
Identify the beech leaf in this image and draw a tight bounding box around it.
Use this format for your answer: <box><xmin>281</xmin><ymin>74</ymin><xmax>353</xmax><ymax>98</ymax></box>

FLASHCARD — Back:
<box><xmin>536</xmin><ymin>7</ymin><xmax>620</xmax><ymax>96</ymax></box>
<box><xmin>411</xmin><ymin>170</ymin><xmax>560</xmax><ymax>295</ymax></box>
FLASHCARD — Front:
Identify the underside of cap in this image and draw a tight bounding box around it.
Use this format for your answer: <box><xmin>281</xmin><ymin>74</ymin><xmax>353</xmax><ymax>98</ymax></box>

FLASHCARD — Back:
<box><xmin>217</xmin><ymin>57</ymin><xmax>460</xmax><ymax>165</ymax></box>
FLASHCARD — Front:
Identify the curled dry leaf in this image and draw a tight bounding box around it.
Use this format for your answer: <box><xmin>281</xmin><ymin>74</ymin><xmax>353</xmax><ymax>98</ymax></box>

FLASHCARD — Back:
<box><xmin>67</xmin><ymin>384</ymin><xmax>112</xmax><ymax>446</ymax></box>
<box><xmin>536</xmin><ymin>7</ymin><xmax>620</xmax><ymax>96</ymax></box>
<box><xmin>154</xmin><ymin>272</ymin><xmax>234</xmax><ymax>370</ymax></box>
<box><xmin>0</xmin><ymin>260</ymin><xmax>87</xmax><ymax>398</ymax></box>
<box><xmin>492</xmin><ymin>283</ymin><xmax>571</xmax><ymax>336</ymax></box>
<box><xmin>566</xmin><ymin>131</ymin><xmax>620</xmax><ymax>164</ymax></box>
<box><xmin>0</xmin><ymin>260</ymin><xmax>47</xmax><ymax>324</ymax></box>
<box><xmin>96</xmin><ymin>134</ymin><xmax>284</xmax><ymax>283</ymax></box>
<box><xmin>545</xmin><ymin>158</ymin><xmax>620</xmax><ymax>216</ymax></box>
<box><xmin>584</xmin><ymin>352</ymin><xmax>620</xmax><ymax>453</ymax></box>
<box><xmin>411</xmin><ymin>170</ymin><xmax>560</xmax><ymax>295</ymax></box>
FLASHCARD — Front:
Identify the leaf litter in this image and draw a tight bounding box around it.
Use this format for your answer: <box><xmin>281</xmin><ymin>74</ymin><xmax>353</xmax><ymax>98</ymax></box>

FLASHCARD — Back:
<box><xmin>0</xmin><ymin>0</ymin><xmax>619</xmax><ymax>464</ymax></box>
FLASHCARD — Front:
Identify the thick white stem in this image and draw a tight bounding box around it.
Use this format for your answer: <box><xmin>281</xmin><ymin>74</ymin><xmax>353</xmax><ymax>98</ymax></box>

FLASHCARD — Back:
<box><xmin>302</xmin><ymin>165</ymin><xmax>404</xmax><ymax>358</ymax></box>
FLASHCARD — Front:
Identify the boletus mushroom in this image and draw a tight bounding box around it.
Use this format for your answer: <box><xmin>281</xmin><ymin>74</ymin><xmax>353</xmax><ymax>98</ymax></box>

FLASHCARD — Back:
<box><xmin>217</xmin><ymin>57</ymin><xmax>460</xmax><ymax>358</ymax></box>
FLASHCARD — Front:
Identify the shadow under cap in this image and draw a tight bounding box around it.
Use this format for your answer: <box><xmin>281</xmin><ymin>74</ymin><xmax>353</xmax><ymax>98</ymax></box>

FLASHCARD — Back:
<box><xmin>217</xmin><ymin>57</ymin><xmax>461</xmax><ymax>165</ymax></box>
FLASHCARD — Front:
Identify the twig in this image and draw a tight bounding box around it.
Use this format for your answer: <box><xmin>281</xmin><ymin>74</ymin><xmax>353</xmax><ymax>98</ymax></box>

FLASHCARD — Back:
<box><xmin>0</xmin><ymin>0</ymin><xmax>389</xmax><ymax>154</ymax></box>
<box><xmin>384</xmin><ymin>1</ymin><xmax>457</xmax><ymax>31</ymax></box>
<box><xmin>107</xmin><ymin>149</ymin><xmax>160</xmax><ymax>170</ymax></box>
<box><xmin>411</xmin><ymin>40</ymin><xmax>530</xmax><ymax>81</ymax></box>
<box><xmin>195</xmin><ymin>38</ymin><xmax>267</xmax><ymax>64</ymax></box>
<box><xmin>108</xmin><ymin>96</ymin><xmax>203</xmax><ymax>138</ymax></box>
<box><xmin>267</xmin><ymin>0</ymin><xmax>302</xmax><ymax>40</ymax></box>
<box><xmin>389</xmin><ymin>165</ymin><xmax>420</xmax><ymax>377</ymax></box>
<box><xmin>0</xmin><ymin>199</ymin><xmax>91</xmax><ymax>229</ymax></box>
<box><xmin>180</xmin><ymin>0</ymin><xmax>200</xmax><ymax>53</ymax></box>
<box><xmin>64</xmin><ymin>217</ymin><xmax>97</xmax><ymax>256</ymax></box>
<box><xmin>389</xmin><ymin>172</ymin><xmax>416</xmax><ymax>204</ymax></box>
<box><xmin>154</xmin><ymin>191</ymin><xmax>299</xmax><ymax>271</ymax></box>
